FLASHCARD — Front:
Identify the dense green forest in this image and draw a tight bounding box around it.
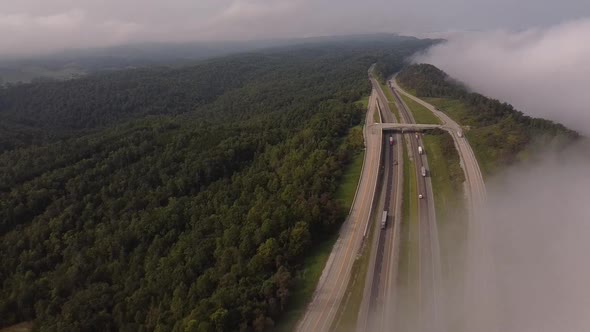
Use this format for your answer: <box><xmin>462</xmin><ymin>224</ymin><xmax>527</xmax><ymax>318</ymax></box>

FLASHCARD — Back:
<box><xmin>397</xmin><ymin>64</ymin><xmax>579</xmax><ymax>173</ymax></box>
<box><xmin>0</xmin><ymin>38</ymin><xmax>435</xmax><ymax>331</ymax></box>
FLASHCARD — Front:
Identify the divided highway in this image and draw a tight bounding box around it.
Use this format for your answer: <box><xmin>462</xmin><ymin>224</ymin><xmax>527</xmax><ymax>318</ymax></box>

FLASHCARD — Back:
<box><xmin>391</xmin><ymin>79</ymin><xmax>492</xmax><ymax>331</ymax></box>
<box><xmin>357</xmin><ymin>84</ymin><xmax>404</xmax><ymax>332</ymax></box>
<box><xmin>390</xmin><ymin>79</ymin><xmax>487</xmax><ymax>210</ymax></box>
<box><xmin>386</xmin><ymin>79</ymin><xmax>443</xmax><ymax>332</ymax></box>
<box><xmin>297</xmin><ymin>70</ymin><xmax>487</xmax><ymax>332</ymax></box>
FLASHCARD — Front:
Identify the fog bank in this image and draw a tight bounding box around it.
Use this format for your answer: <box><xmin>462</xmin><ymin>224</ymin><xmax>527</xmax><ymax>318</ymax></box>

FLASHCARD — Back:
<box><xmin>418</xmin><ymin>18</ymin><xmax>590</xmax><ymax>135</ymax></box>
<box><xmin>467</xmin><ymin>144</ymin><xmax>590</xmax><ymax>331</ymax></box>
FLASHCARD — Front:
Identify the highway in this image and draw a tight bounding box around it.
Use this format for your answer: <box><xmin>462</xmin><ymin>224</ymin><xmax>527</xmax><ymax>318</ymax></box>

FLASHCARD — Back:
<box><xmin>391</xmin><ymin>79</ymin><xmax>493</xmax><ymax>331</ymax></box>
<box><xmin>296</xmin><ymin>88</ymin><xmax>382</xmax><ymax>332</ymax></box>
<box><xmin>357</xmin><ymin>76</ymin><xmax>442</xmax><ymax>332</ymax></box>
<box><xmin>297</xmin><ymin>72</ymin><xmax>488</xmax><ymax>332</ymax></box>
<box><xmin>390</xmin><ymin>79</ymin><xmax>487</xmax><ymax>209</ymax></box>
<box><xmin>357</xmin><ymin>83</ymin><xmax>404</xmax><ymax>332</ymax></box>
<box><xmin>387</xmin><ymin>79</ymin><xmax>443</xmax><ymax>332</ymax></box>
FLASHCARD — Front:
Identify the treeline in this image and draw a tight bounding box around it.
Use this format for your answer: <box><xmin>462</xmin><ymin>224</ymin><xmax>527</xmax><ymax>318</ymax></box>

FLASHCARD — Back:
<box><xmin>0</xmin><ymin>39</ymin><xmax>435</xmax><ymax>331</ymax></box>
<box><xmin>372</xmin><ymin>38</ymin><xmax>442</xmax><ymax>82</ymax></box>
<box><xmin>397</xmin><ymin>64</ymin><xmax>579</xmax><ymax>172</ymax></box>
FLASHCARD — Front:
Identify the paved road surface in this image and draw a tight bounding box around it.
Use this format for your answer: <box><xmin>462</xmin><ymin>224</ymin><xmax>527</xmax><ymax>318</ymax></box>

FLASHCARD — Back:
<box><xmin>391</xmin><ymin>79</ymin><xmax>495</xmax><ymax>331</ymax></box>
<box><xmin>357</xmin><ymin>79</ymin><xmax>404</xmax><ymax>332</ymax></box>
<box><xmin>388</xmin><ymin>80</ymin><xmax>442</xmax><ymax>332</ymax></box>
<box><xmin>296</xmin><ymin>89</ymin><xmax>382</xmax><ymax>332</ymax></box>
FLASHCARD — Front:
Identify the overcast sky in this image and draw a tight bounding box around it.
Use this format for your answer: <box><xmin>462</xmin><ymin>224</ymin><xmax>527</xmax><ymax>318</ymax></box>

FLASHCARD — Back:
<box><xmin>1</xmin><ymin>0</ymin><xmax>590</xmax><ymax>56</ymax></box>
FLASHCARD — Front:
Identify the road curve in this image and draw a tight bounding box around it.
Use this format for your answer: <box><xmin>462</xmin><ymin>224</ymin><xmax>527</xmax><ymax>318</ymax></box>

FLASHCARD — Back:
<box><xmin>390</xmin><ymin>79</ymin><xmax>486</xmax><ymax>224</ymax></box>
<box><xmin>296</xmin><ymin>89</ymin><xmax>382</xmax><ymax>332</ymax></box>
<box><xmin>391</xmin><ymin>78</ymin><xmax>496</xmax><ymax>331</ymax></box>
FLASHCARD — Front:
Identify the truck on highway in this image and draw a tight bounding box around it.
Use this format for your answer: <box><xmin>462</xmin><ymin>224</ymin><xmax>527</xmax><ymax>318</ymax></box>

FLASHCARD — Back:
<box><xmin>418</xmin><ymin>146</ymin><xmax>424</xmax><ymax>155</ymax></box>
<box><xmin>389</xmin><ymin>135</ymin><xmax>394</xmax><ymax>146</ymax></box>
<box><xmin>381</xmin><ymin>211</ymin><xmax>387</xmax><ymax>229</ymax></box>
<box><xmin>457</xmin><ymin>130</ymin><xmax>464</xmax><ymax>137</ymax></box>
<box><xmin>421</xmin><ymin>166</ymin><xmax>427</xmax><ymax>177</ymax></box>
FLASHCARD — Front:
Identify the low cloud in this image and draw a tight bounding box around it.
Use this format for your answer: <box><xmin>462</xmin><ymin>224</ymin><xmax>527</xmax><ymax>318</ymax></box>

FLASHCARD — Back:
<box><xmin>417</xmin><ymin>18</ymin><xmax>590</xmax><ymax>135</ymax></box>
<box><xmin>419</xmin><ymin>20</ymin><xmax>590</xmax><ymax>330</ymax></box>
<box><xmin>463</xmin><ymin>144</ymin><xmax>590</xmax><ymax>332</ymax></box>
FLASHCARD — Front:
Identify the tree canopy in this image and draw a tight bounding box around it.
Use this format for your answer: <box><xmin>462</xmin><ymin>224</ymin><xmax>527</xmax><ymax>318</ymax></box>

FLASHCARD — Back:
<box><xmin>0</xmin><ymin>39</ymin><xmax>435</xmax><ymax>331</ymax></box>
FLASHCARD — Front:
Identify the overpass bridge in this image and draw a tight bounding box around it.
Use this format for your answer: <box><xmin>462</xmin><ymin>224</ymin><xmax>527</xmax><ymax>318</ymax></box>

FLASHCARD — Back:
<box><xmin>371</xmin><ymin>123</ymin><xmax>443</xmax><ymax>132</ymax></box>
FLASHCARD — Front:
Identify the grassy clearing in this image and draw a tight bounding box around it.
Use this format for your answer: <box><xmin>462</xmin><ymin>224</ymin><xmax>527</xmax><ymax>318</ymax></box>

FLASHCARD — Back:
<box><xmin>400</xmin><ymin>95</ymin><xmax>441</xmax><ymax>125</ymax></box>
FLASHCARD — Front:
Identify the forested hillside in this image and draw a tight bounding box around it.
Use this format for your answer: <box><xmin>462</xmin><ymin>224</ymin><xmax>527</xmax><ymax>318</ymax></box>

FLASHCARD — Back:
<box><xmin>397</xmin><ymin>64</ymin><xmax>579</xmax><ymax>173</ymax></box>
<box><xmin>0</xmin><ymin>38</ymin><xmax>435</xmax><ymax>331</ymax></box>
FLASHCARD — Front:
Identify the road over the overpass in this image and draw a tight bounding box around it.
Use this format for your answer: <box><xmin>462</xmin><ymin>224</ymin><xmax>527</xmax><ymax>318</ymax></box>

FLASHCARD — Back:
<box><xmin>376</xmin><ymin>123</ymin><xmax>442</xmax><ymax>131</ymax></box>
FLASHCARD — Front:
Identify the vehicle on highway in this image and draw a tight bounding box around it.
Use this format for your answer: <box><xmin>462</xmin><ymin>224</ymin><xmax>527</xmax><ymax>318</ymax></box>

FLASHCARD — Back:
<box><xmin>415</xmin><ymin>133</ymin><xmax>419</xmax><ymax>139</ymax></box>
<box><xmin>457</xmin><ymin>130</ymin><xmax>464</xmax><ymax>137</ymax></box>
<box><xmin>418</xmin><ymin>146</ymin><xmax>424</xmax><ymax>155</ymax></box>
<box><xmin>389</xmin><ymin>135</ymin><xmax>394</xmax><ymax>145</ymax></box>
<box><xmin>381</xmin><ymin>211</ymin><xmax>387</xmax><ymax>229</ymax></box>
<box><xmin>419</xmin><ymin>194</ymin><xmax>424</xmax><ymax>199</ymax></box>
<box><xmin>421</xmin><ymin>166</ymin><xmax>427</xmax><ymax>177</ymax></box>
<box><xmin>394</xmin><ymin>160</ymin><xmax>398</xmax><ymax>165</ymax></box>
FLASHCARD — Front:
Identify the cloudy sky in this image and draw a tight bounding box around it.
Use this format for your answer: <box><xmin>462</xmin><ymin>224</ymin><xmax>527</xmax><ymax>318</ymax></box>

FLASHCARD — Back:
<box><xmin>1</xmin><ymin>0</ymin><xmax>590</xmax><ymax>56</ymax></box>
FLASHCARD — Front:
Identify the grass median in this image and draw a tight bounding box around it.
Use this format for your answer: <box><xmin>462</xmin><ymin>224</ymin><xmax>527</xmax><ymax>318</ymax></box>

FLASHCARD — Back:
<box><xmin>400</xmin><ymin>94</ymin><xmax>441</xmax><ymax>125</ymax></box>
<box><xmin>395</xmin><ymin>136</ymin><xmax>420</xmax><ymax>331</ymax></box>
<box><xmin>379</xmin><ymin>82</ymin><xmax>402</xmax><ymax>122</ymax></box>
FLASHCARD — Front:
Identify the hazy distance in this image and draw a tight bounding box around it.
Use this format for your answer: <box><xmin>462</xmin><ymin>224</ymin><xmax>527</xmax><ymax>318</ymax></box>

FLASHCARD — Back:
<box><xmin>3</xmin><ymin>2</ymin><xmax>590</xmax><ymax>331</ymax></box>
<box><xmin>1</xmin><ymin>0</ymin><xmax>590</xmax><ymax>57</ymax></box>
<box><xmin>418</xmin><ymin>18</ymin><xmax>590</xmax><ymax>135</ymax></box>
